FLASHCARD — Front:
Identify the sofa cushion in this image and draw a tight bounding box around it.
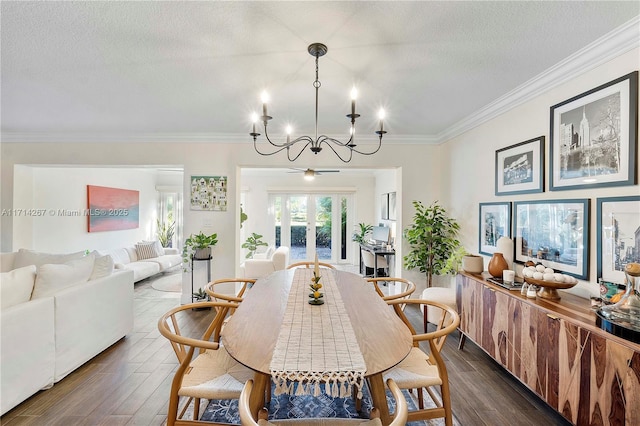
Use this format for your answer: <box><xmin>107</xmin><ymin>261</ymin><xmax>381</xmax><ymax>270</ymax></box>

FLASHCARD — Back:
<box><xmin>135</xmin><ymin>241</ymin><xmax>162</xmax><ymax>260</ymax></box>
<box><xmin>0</xmin><ymin>265</ymin><xmax>37</xmax><ymax>308</ymax></box>
<box><xmin>14</xmin><ymin>249</ymin><xmax>86</xmax><ymax>269</ymax></box>
<box><xmin>144</xmin><ymin>254</ymin><xmax>181</xmax><ymax>271</ymax></box>
<box><xmin>90</xmin><ymin>253</ymin><xmax>114</xmax><ymax>280</ymax></box>
<box><xmin>32</xmin><ymin>254</ymin><xmax>95</xmax><ymax>299</ymax></box>
<box><xmin>121</xmin><ymin>261</ymin><xmax>160</xmax><ymax>282</ymax></box>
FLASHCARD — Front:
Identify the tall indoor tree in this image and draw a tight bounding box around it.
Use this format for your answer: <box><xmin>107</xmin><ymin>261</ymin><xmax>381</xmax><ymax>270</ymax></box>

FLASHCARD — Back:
<box><xmin>403</xmin><ymin>200</ymin><xmax>461</xmax><ymax>288</ymax></box>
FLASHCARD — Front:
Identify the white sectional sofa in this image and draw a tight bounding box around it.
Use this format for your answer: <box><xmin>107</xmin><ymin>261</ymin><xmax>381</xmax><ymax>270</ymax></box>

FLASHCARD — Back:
<box><xmin>240</xmin><ymin>246</ymin><xmax>290</xmax><ymax>279</ymax></box>
<box><xmin>99</xmin><ymin>242</ymin><xmax>181</xmax><ymax>282</ymax></box>
<box><xmin>0</xmin><ymin>249</ymin><xmax>134</xmax><ymax>415</ymax></box>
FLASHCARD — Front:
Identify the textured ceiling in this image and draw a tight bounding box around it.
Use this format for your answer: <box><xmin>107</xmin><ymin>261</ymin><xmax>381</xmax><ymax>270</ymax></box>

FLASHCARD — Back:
<box><xmin>1</xmin><ymin>1</ymin><xmax>638</xmax><ymax>143</ymax></box>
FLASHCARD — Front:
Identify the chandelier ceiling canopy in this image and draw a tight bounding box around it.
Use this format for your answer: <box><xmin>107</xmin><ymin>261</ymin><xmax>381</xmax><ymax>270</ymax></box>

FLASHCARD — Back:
<box><xmin>250</xmin><ymin>42</ymin><xmax>386</xmax><ymax>163</ymax></box>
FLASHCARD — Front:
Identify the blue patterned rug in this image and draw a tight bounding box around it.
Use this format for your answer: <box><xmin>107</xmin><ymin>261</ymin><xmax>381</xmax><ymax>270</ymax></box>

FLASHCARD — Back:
<box><xmin>201</xmin><ymin>382</ymin><xmax>429</xmax><ymax>425</ymax></box>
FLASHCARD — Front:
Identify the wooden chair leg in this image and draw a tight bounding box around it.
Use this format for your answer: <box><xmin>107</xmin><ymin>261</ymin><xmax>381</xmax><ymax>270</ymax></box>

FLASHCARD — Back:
<box><xmin>441</xmin><ymin>383</ymin><xmax>453</xmax><ymax>426</ymax></box>
<box><xmin>458</xmin><ymin>330</ymin><xmax>466</xmax><ymax>351</ymax></box>
<box><xmin>417</xmin><ymin>388</ymin><xmax>424</xmax><ymax>409</ymax></box>
<box><xmin>193</xmin><ymin>398</ymin><xmax>200</xmax><ymax>420</ymax></box>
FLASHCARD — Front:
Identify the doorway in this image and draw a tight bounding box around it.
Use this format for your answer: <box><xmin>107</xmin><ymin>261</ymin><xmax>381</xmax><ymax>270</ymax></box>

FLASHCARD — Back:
<box><xmin>270</xmin><ymin>193</ymin><xmax>352</xmax><ymax>263</ymax></box>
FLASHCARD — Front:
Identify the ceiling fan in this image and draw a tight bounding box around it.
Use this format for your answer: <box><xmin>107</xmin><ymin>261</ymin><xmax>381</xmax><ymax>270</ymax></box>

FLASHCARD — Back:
<box><xmin>287</xmin><ymin>168</ymin><xmax>340</xmax><ymax>180</ymax></box>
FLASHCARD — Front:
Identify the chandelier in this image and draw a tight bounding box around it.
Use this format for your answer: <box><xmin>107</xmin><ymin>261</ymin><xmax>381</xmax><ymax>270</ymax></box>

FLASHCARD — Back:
<box><xmin>250</xmin><ymin>43</ymin><xmax>386</xmax><ymax>163</ymax></box>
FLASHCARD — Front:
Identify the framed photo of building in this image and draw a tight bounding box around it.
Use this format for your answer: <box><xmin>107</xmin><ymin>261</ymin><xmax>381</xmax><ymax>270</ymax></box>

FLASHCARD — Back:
<box><xmin>495</xmin><ymin>136</ymin><xmax>544</xmax><ymax>195</ymax></box>
<box><xmin>596</xmin><ymin>195</ymin><xmax>640</xmax><ymax>284</ymax></box>
<box><xmin>514</xmin><ymin>199</ymin><xmax>589</xmax><ymax>279</ymax></box>
<box><xmin>550</xmin><ymin>71</ymin><xmax>638</xmax><ymax>191</ymax></box>
<box><xmin>479</xmin><ymin>202</ymin><xmax>511</xmax><ymax>256</ymax></box>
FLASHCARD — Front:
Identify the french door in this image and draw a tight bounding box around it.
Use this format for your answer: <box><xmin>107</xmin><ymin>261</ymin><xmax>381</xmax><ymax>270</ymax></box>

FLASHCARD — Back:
<box><xmin>270</xmin><ymin>193</ymin><xmax>352</xmax><ymax>263</ymax></box>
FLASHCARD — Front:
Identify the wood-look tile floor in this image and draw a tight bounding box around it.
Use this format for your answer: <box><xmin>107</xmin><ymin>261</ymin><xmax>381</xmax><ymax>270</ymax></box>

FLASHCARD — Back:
<box><xmin>1</xmin><ymin>272</ymin><xmax>571</xmax><ymax>425</ymax></box>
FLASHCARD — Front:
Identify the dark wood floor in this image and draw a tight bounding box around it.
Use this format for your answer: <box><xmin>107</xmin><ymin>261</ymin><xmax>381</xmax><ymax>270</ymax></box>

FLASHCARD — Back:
<box><xmin>1</xmin><ymin>273</ymin><xmax>572</xmax><ymax>425</ymax></box>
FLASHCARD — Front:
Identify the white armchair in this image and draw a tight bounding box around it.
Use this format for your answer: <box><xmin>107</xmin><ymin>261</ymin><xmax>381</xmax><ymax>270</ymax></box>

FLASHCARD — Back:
<box><xmin>240</xmin><ymin>246</ymin><xmax>289</xmax><ymax>279</ymax></box>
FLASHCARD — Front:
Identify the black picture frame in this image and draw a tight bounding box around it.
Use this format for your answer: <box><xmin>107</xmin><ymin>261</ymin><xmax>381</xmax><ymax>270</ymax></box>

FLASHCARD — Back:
<box><xmin>381</xmin><ymin>193</ymin><xmax>389</xmax><ymax>220</ymax></box>
<box><xmin>388</xmin><ymin>192</ymin><xmax>396</xmax><ymax>221</ymax></box>
<box><xmin>514</xmin><ymin>199</ymin><xmax>590</xmax><ymax>279</ymax></box>
<box><xmin>596</xmin><ymin>195</ymin><xmax>640</xmax><ymax>284</ymax></box>
<box><xmin>550</xmin><ymin>71</ymin><xmax>638</xmax><ymax>191</ymax></box>
<box><xmin>495</xmin><ymin>136</ymin><xmax>544</xmax><ymax>195</ymax></box>
<box><xmin>478</xmin><ymin>202</ymin><xmax>511</xmax><ymax>256</ymax></box>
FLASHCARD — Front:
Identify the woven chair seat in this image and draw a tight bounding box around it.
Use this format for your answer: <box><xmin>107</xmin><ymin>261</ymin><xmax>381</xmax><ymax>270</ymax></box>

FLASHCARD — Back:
<box><xmin>179</xmin><ymin>348</ymin><xmax>254</xmax><ymax>400</ymax></box>
<box><xmin>383</xmin><ymin>347</ymin><xmax>442</xmax><ymax>389</ymax></box>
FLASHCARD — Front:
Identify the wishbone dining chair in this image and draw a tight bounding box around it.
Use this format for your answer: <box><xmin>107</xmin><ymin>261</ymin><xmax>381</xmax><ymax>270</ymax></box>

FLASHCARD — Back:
<box><xmin>238</xmin><ymin>378</ymin><xmax>407</xmax><ymax>426</ymax></box>
<box><xmin>203</xmin><ymin>278</ymin><xmax>256</xmax><ymax>342</ymax></box>
<box><xmin>286</xmin><ymin>261</ymin><xmax>336</xmax><ymax>270</ymax></box>
<box><xmin>366</xmin><ymin>277</ymin><xmax>415</xmax><ymax>304</ymax></box>
<box><xmin>158</xmin><ymin>300</ymin><xmax>255</xmax><ymax>426</ymax></box>
<box><xmin>383</xmin><ymin>298</ymin><xmax>460</xmax><ymax>426</ymax></box>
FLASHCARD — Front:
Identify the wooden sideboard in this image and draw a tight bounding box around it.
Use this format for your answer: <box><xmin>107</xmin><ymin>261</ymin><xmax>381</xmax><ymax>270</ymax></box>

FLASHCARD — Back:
<box><xmin>456</xmin><ymin>272</ymin><xmax>640</xmax><ymax>425</ymax></box>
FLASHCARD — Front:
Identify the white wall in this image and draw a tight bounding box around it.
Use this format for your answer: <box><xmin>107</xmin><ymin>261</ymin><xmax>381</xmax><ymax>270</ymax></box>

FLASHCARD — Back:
<box><xmin>1</xmin><ymin>142</ymin><xmax>443</xmax><ymax>294</ymax></box>
<box><xmin>12</xmin><ymin>166</ymin><xmax>160</xmax><ymax>252</ymax></box>
<box><xmin>443</xmin><ymin>48</ymin><xmax>640</xmax><ymax>298</ymax></box>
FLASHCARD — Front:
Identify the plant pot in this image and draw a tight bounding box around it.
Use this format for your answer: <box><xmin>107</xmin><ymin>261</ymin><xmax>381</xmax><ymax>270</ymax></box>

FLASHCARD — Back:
<box><xmin>194</xmin><ymin>247</ymin><xmax>211</xmax><ymax>260</ymax></box>
<box><xmin>462</xmin><ymin>255</ymin><xmax>484</xmax><ymax>274</ymax></box>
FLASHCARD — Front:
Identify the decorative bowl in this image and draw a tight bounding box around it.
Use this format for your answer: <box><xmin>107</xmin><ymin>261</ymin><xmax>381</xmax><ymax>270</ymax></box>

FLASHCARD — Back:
<box><xmin>524</xmin><ymin>277</ymin><xmax>577</xmax><ymax>300</ymax></box>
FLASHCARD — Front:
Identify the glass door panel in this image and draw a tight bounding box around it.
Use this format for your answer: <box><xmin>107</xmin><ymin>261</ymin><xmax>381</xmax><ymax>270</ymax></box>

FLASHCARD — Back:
<box><xmin>315</xmin><ymin>196</ymin><xmax>332</xmax><ymax>260</ymax></box>
<box><xmin>289</xmin><ymin>195</ymin><xmax>308</xmax><ymax>261</ymax></box>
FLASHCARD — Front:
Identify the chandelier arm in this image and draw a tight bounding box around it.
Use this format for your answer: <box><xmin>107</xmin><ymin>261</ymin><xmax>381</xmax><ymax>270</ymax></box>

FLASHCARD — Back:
<box><xmin>316</xmin><ymin>135</ymin><xmax>353</xmax><ymax>163</ymax></box>
<box><xmin>349</xmin><ymin>136</ymin><xmax>383</xmax><ymax>156</ymax></box>
<box><xmin>317</xmin><ymin>134</ymin><xmax>355</xmax><ymax>148</ymax></box>
<box><xmin>315</xmin><ymin>138</ymin><xmax>354</xmax><ymax>163</ymax></box>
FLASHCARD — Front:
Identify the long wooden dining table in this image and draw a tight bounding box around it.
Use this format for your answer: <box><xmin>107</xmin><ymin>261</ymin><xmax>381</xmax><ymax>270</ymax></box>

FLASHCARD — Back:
<box><xmin>221</xmin><ymin>268</ymin><xmax>413</xmax><ymax>425</ymax></box>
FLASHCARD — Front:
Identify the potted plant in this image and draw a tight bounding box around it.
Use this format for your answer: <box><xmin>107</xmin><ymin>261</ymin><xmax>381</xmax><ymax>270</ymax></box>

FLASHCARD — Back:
<box><xmin>403</xmin><ymin>200</ymin><xmax>461</xmax><ymax>288</ymax></box>
<box><xmin>352</xmin><ymin>223</ymin><xmax>373</xmax><ymax>244</ymax></box>
<box><xmin>156</xmin><ymin>214</ymin><xmax>175</xmax><ymax>248</ymax></box>
<box><xmin>182</xmin><ymin>231</ymin><xmax>218</xmax><ymax>271</ymax></box>
<box><xmin>242</xmin><ymin>232</ymin><xmax>268</xmax><ymax>258</ymax></box>
<box><xmin>441</xmin><ymin>245</ymin><xmax>470</xmax><ymax>275</ymax></box>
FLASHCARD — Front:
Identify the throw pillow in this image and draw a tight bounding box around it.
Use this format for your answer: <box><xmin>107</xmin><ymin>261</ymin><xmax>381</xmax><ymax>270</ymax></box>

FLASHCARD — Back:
<box><xmin>32</xmin><ymin>254</ymin><xmax>95</xmax><ymax>299</ymax></box>
<box><xmin>135</xmin><ymin>241</ymin><xmax>162</xmax><ymax>260</ymax></box>
<box><xmin>90</xmin><ymin>252</ymin><xmax>115</xmax><ymax>280</ymax></box>
<box><xmin>14</xmin><ymin>248</ymin><xmax>87</xmax><ymax>269</ymax></box>
<box><xmin>0</xmin><ymin>265</ymin><xmax>37</xmax><ymax>308</ymax></box>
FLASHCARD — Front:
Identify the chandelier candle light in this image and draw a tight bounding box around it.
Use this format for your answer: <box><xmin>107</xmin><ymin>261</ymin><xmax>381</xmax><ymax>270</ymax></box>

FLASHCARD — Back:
<box><xmin>250</xmin><ymin>42</ymin><xmax>386</xmax><ymax>163</ymax></box>
<box><xmin>309</xmin><ymin>253</ymin><xmax>324</xmax><ymax>305</ymax></box>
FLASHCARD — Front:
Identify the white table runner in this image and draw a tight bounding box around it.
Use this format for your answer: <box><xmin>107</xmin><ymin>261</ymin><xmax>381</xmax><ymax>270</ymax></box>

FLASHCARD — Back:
<box><xmin>269</xmin><ymin>268</ymin><xmax>366</xmax><ymax>398</ymax></box>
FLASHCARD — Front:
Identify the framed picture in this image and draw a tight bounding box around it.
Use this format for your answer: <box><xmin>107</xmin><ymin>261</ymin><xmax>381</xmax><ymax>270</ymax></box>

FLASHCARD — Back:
<box><xmin>381</xmin><ymin>193</ymin><xmax>389</xmax><ymax>220</ymax></box>
<box><xmin>495</xmin><ymin>136</ymin><xmax>544</xmax><ymax>195</ymax></box>
<box><xmin>596</xmin><ymin>195</ymin><xmax>640</xmax><ymax>284</ymax></box>
<box><xmin>479</xmin><ymin>202</ymin><xmax>511</xmax><ymax>256</ymax></box>
<box><xmin>514</xmin><ymin>199</ymin><xmax>590</xmax><ymax>279</ymax></box>
<box><xmin>190</xmin><ymin>176</ymin><xmax>228</xmax><ymax>211</ymax></box>
<box><xmin>550</xmin><ymin>71</ymin><xmax>638</xmax><ymax>191</ymax></box>
<box><xmin>388</xmin><ymin>192</ymin><xmax>397</xmax><ymax>221</ymax></box>
<box><xmin>87</xmin><ymin>185</ymin><xmax>139</xmax><ymax>232</ymax></box>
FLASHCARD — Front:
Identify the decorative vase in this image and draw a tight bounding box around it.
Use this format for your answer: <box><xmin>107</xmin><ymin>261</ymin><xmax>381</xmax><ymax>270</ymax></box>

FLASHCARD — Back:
<box><xmin>496</xmin><ymin>237</ymin><xmax>514</xmax><ymax>270</ymax></box>
<box><xmin>488</xmin><ymin>252</ymin><xmax>508</xmax><ymax>278</ymax></box>
<box><xmin>462</xmin><ymin>255</ymin><xmax>484</xmax><ymax>274</ymax></box>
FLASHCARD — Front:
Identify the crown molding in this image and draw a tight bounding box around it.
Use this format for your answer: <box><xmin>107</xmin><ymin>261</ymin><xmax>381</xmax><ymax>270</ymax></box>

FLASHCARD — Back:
<box><xmin>1</xmin><ymin>131</ymin><xmax>437</xmax><ymax>144</ymax></box>
<box><xmin>435</xmin><ymin>15</ymin><xmax>640</xmax><ymax>144</ymax></box>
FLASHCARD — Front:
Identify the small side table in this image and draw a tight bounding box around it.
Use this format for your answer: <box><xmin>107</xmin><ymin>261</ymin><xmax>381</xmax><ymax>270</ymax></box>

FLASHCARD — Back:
<box><xmin>191</xmin><ymin>255</ymin><xmax>212</xmax><ymax>303</ymax></box>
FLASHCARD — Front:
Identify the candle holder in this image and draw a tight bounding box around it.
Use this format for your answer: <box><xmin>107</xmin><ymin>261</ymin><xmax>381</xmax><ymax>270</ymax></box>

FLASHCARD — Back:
<box><xmin>309</xmin><ymin>270</ymin><xmax>324</xmax><ymax>305</ymax></box>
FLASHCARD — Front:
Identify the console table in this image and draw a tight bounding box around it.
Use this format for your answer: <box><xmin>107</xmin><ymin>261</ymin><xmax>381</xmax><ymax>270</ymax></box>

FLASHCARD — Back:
<box><xmin>456</xmin><ymin>272</ymin><xmax>639</xmax><ymax>425</ymax></box>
